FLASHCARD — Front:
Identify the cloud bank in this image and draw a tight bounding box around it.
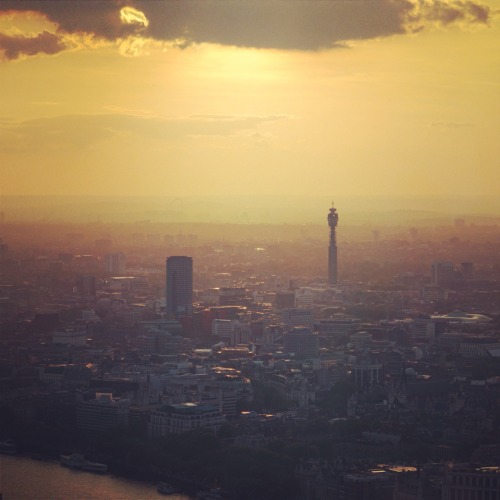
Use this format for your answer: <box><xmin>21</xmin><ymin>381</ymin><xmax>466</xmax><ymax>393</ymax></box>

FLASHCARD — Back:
<box><xmin>0</xmin><ymin>0</ymin><xmax>493</xmax><ymax>60</ymax></box>
<box><xmin>0</xmin><ymin>30</ymin><xmax>65</xmax><ymax>60</ymax></box>
<box><xmin>0</xmin><ymin>113</ymin><xmax>289</xmax><ymax>152</ymax></box>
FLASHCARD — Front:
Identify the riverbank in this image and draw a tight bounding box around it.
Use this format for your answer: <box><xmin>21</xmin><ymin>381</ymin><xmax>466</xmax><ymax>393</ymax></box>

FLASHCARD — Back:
<box><xmin>1</xmin><ymin>433</ymin><xmax>207</xmax><ymax>498</ymax></box>
<box><xmin>0</xmin><ymin>454</ymin><xmax>193</xmax><ymax>500</ymax></box>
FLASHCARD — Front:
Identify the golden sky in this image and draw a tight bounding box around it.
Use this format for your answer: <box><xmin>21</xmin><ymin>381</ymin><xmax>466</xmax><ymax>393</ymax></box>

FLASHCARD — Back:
<box><xmin>1</xmin><ymin>0</ymin><xmax>499</xmax><ymax>202</ymax></box>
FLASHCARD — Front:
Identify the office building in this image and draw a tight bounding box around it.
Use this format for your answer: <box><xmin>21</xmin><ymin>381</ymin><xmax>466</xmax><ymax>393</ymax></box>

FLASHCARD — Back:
<box><xmin>52</xmin><ymin>327</ymin><xmax>87</xmax><ymax>347</ymax></box>
<box><xmin>275</xmin><ymin>291</ymin><xmax>296</xmax><ymax>310</ymax></box>
<box><xmin>104</xmin><ymin>252</ymin><xmax>126</xmax><ymax>275</ymax></box>
<box><xmin>77</xmin><ymin>393</ymin><xmax>130</xmax><ymax>433</ymax></box>
<box><xmin>460</xmin><ymin>261</ymin><xmax>475</xmax><ymax>280</ymax></box>
<box><xmin>319</xmin><ymin>315</ymin><xmax>361</xmax><ymax>341</ymax></box>
<box><xmin>352</xmin><ymin>359</ymin><xmax>382</xmax><ymax>388</ymax></box>
<box><xmin>283</xmin><ymin>327</ymin><xmax>320</xmax><ymax>359</ymax></box>
<box><xmin>218</xmin><ymin>287</ymin><xmax>247</xmax><ymax>306</ymax></box>
<box><xmin>410</xmin><ymin>316</ymin><xmax>436</xmax><ymax>343</ymax></box>
<box><xmin>328</xmin><ymin>203</ymin><xmax>339</xmax><ymax>284</ymax></box>
<box><xmin>166</xmin><ymin>256</ymin><xmax>193</xmax><ymax>318</ymax></box>
<box><xmin>149</xmin><ymin>403</ymin><xmax>225</xmax><ymax>437</ymax></box>
<box><xmin>295</xmin><ymin>288</ymin><xmax>314</xmax><ymax>307</ymax></box>
<box><xmin>442</xmin><ymin>465</ymin><xmax>500</xmax><ymax>500</ymax></box>
<box><xmin>431</xmin><ymin>261</ymin><xmax>454</xmax><ymax>286</ymax></box>
<box><xmin>282</xmin><ymin>308</ymin><xmax>315</xmax><ymax>329</ymax></box>
<box><xmin>212</xmin><ymin>318</ymin><xmax>233</xmax><ymax>340</ymax></box>
<box><xmin>76</xmin><ymin>274</ymin><xmax>96</xmax><ymax>296</ymax></box>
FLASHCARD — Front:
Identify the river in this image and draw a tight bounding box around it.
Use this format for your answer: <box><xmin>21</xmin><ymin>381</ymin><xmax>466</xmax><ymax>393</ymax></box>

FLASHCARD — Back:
<box><xmin>0</xmin><ymin>454</ymin><xmax>193</xmax><ymax>500</ymax></box>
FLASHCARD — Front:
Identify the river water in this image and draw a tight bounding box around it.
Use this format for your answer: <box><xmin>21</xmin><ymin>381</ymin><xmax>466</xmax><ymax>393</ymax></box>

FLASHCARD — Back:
<box><xmin>0</xmin><ymin>454</ymin><xmax>193</xmax><ymax>500</ymax></box>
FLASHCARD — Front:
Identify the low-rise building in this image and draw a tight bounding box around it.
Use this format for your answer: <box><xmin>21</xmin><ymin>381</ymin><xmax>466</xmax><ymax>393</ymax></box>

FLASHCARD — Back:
<box><xmin>442</xmin><ymin>465</ymin><xmax>500</xmax><ymax>500</ymax></box>
<box><xmin>149</xmin><ymin>402</ymin><xmax>225</xmax><ymax>437</ymax></box>
<box><xmin>77</xmin><ymin>392</ymin><xmax>130</xmax><ymax>433</ymax></box>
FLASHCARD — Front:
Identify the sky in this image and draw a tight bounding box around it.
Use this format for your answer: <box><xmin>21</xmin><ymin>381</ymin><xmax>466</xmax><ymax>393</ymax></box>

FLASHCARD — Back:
<box><xmin>1</xmin><ymin>0</ymin><xmax>499</xmax><ymax>214</ymax></box>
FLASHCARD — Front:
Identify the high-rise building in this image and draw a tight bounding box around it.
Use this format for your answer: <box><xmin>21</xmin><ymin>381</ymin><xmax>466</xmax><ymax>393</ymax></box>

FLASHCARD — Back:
<box><xmin>283</xmin><ymin>327</ymin><xmax>320</xmax><ymax>359</ymax></box>
<box><xmin>460</xmin><ymin>261</ymin><xmax>475</xmax><ymax>280</ymax></box>
<box><xmin>166</xmin><ymin>256</ymin><xmax>193</xmax><ymax>318</ymax></box>
<box><xmin>76</xmin><ymin>274</ymin><xmax>96</xmax><ymax>296</ymax></box>
<box><xmin>104</xmin><ymin>252</ymin><xmax>126</xmax><ymax>275</ymax></box>
<box><xmin>328</xmin><ymin>203</ymin><xmax>339</xmax><ymax>284</ymax></box>
<box><xmin>431</xmin><ymin>261</ymin><xmax>454</xmax><ymax>286</ymax></box>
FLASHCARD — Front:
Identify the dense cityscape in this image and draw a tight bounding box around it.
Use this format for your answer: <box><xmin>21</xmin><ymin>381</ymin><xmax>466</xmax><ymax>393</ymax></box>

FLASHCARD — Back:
<box><xmin>1</xmin><ymin>0</ymin><xmax>499</xmax><ymax>497</ymax></box>
<box><xmin>1</xmin><ymin>205</ymin><xmax>500</xmax><ymax>499</ymax></box>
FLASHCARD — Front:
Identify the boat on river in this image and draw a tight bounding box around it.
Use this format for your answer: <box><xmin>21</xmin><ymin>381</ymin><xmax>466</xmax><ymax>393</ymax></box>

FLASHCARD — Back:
<box><xmin>157</xmin><ymin>481</ymin><xmax>178</xmax><ymax>495</ymax></box>
<box><xmin>0</xmin><ymin>439</ymin><xmax>17</xmax><ymax>455</ymax></box>
<box><xmin>196</xmin><ymin>488</ymin><xmax>226</xmax><ymax>500</ymax></box>
<box><xmin>60</xmin><ymin>453</ymin><xmax>108</xmax><ymax>473</ymax></box>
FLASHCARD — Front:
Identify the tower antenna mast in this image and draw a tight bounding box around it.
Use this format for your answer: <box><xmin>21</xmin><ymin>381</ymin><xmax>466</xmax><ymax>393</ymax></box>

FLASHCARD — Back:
<box><xmin>327</xmin><ymin>203</ymin><xmax>339</xmax><ymax>284</ymax></box>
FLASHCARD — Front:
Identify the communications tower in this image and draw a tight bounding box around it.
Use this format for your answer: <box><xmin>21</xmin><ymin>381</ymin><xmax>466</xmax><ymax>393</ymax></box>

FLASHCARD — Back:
<box><xmin>328</xmin><ymin>203</ymin><xmax>339</xmax><ymax>284</ymax></box>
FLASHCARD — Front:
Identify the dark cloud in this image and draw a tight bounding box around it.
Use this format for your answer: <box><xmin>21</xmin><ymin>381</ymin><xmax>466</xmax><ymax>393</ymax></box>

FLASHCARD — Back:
<box><xmin>0</xmin><ymin>31</ymin><xmax>65</xmax><ymax>60</ymax></box>
<box><xmin>133</xmin><ymin>0</ymin><xmax>411</xmax><ymax>50</ymax></box>
<box><xmin>466</xmin><ymin>1</ymin><xmax>490</xmax><ymax>23</ymax></box>
<box><xmin>411</xmin><ymin>0</ymin><xmax>492</xmax><ymax>26</ymax></box>
<box><xmin>0</xmin><ymin>1</ymin><xmax>132</xmax><ymax>39</ymax></box>
<box><xmin>0</xmin><ymin>0</ymin><xmax>493</xmax><ymax>58</ymax></box>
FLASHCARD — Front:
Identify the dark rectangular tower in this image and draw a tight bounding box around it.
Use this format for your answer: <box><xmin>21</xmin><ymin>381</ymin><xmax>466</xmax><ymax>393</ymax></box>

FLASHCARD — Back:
<box><xmin>166</xmin><ymin>256</ymin><xmax>193</xmax><ymax>318</ymax></box>
<box><xmin>328</xmin><ymin>204</ymin><xmax>339</xmax><ymax>284</ymax></box>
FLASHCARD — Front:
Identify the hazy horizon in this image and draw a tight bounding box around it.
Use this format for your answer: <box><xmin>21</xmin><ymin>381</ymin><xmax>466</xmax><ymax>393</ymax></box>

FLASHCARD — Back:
<box><xmin>2</xmin><ymin>194</ymin><xmax>500</xmax><ymax>225</ymax></box>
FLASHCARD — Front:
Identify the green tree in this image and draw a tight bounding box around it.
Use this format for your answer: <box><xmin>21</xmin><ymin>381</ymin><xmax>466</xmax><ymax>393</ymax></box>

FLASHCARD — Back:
<box><xmin>318</xmin><ymin>380</ymin><xmax>356</xmax><ymax>416</ymax></box>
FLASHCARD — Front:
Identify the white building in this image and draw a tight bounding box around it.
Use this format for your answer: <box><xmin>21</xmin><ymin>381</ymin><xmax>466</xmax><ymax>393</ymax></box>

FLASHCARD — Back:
<box><xmin>410</xmin><ymin>317</ymin><xmax>436</xmax><ymax>343</ymax></box>
<box><xmin>352</xmin><ymin>360</ymin><xmax>382</xmax><ymax>388</ymax></box>
<box><xmin>282</xmin><ymin>308</ymin><xmax>314</xmax><ymax>329</ymax></box>
<box><xmin>319</xmin><ymin>315</ymin><xmax>361</xmax><ymax>339</ymax></box>
<box><xmin>52</xmin><ymin>328</ymin><xmax>87</xmax><ymax>346</ymax></box>
<box><xmin>211</xmin><ymin>318</ymin><xmax>251</xmax><ymax>346</ymax></box>
<box><xmin>198</xmin><ymin>288</ymin><xmax>220</xmax><ymax>306</ymax></box>
<box><xmin>349</xmin><ymin>331</ymin><xmax>372</xmax><ymax>351</ymax></box>
<box><xmin>212</xmin><ymin>319</ymin><xmax>233</xmax><ymax>340</ymax></box>
<box><xmin>82</xmin><ymin>309</ymin><xmax>101</xmax><ymax>322</ymax></box>
<box><xmin>149</xmin><ymin>403</ymin><xmax>225</xmax><ymax>437</ymax></box>
<box><xmin>295</xmin><ymin>288</ymin><xmax>314</xmax><ymax>307</ymax></box>
<box><xmin>77</xmin><ymin>393</ymin><xmax>130</xmax><ymax>432</ymax></box>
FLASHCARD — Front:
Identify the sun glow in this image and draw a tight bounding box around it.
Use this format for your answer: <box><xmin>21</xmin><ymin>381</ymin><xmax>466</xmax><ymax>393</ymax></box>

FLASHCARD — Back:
<box><xmin>0</xmin><ymin>10</ymin><xmax>57</xmax><ymax>36</ymax></box>
<box><xmin>196</xmin><ymin>45</ymin><xmax>288</xmax><ymax>82</ymax></box>
<box><xmin>119</xmin><ymin>6</ymin><xmax>149</xmax><ymax>28</ymax></box>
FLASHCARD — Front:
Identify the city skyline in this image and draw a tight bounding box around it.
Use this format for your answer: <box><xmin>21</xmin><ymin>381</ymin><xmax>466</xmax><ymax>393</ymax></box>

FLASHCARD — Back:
<box><xmin>0</xmin><ymin>1</ymin><xmax>499</xmax><ymax>208</ymax></box>
<box><xmin>2</xmin><ymin>179</ymin><xmax>500</xmax><ymax>498</ymax></box>
<box><xmin>1</xmin><ymin>2</ymin><xmax>500</xmax><ymax>492</ymax></box>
